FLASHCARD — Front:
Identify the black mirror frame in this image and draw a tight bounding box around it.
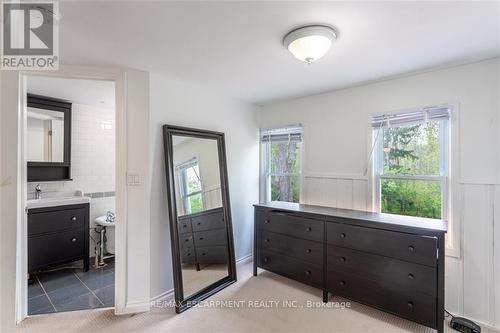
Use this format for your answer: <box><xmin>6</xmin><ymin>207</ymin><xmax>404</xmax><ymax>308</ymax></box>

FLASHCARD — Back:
<box><xmin>162</xmin><ymin>125</ymin><xmax>237</xmax><ymax>314</ymax></box>
<box><xmin>27</xmin><ymin>94</ymin><xmax>72</xmax><ymax>182</ymax></box>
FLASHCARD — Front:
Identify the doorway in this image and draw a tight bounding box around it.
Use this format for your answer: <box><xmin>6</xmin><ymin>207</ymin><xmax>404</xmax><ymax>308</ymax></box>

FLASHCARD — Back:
<box><xmin>22</xmin><ymin>74</ymin><xmax>119</xmax><ymax>316</ymax></box>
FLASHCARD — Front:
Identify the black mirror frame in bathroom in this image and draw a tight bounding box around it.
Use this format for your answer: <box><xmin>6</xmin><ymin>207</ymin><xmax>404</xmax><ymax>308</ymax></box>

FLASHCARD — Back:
<box><xmin>27</xmin><ymin>94</ymin><xmax>72</xmax><ymax>182</ymax></box>
<box><xmin>162</xmin><ymin>125</ymin><xmax>237</xmax><ymax>314</ymax></box>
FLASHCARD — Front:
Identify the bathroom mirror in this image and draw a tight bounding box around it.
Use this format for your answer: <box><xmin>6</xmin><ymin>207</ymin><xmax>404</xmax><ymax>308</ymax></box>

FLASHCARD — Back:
<box><xmin>27</xmin><ymin>107</ymin><xmax>65</xmax><ymax>163</ymax></box>
<box><xmin>27</xmin><ymin>94</ymin><xmax>72</xmax><ymax>182</ymax></box>
<box><xmin>163</xmin><ymin>125</ymin><xmax>236</xmax><ymax>313</ymax></box>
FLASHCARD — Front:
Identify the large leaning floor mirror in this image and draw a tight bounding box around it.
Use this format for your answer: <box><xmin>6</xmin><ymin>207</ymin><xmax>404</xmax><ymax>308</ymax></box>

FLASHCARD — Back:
<box><xmin>163</xmin><ymin>125</ymin><xmax>237</xmax><ymax>313</ymax></box>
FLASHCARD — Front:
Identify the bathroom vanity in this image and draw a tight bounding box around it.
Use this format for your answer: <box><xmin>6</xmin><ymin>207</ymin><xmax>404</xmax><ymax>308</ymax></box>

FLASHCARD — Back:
<box><xmin>254</xmin><ymin>201</ymin><xmax>447</xmax><ymax>333</ymax></box>
<box><xmin>28</xmin><ymin>199</ymin><xmax>90</xmax><ymax>272</ymax></box>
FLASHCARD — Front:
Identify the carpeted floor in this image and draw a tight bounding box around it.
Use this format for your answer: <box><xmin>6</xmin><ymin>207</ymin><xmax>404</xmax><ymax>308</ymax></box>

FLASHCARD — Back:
<box><xmin>18</xmin><ymin>262</ymin><xmax>493</xmax><ymax>333</ymax></box>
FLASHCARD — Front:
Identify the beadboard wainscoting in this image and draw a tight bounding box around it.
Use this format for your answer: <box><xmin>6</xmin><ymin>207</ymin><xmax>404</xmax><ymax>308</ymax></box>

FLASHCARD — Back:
<box><xmin>300</xmin><ymin>174</ymin><xmax>500</xmax><ymax>329</ymax></box>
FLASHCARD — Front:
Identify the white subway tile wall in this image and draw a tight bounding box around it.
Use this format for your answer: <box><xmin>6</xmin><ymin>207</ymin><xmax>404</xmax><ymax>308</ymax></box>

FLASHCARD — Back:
<box><xmin>27</xmin><ymin>103</ymin><xmax>116</xmax><ymax>255</ymax></box>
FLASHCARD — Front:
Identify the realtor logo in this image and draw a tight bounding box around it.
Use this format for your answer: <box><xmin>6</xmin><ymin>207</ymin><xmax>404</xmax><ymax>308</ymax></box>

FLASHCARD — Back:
<box><xmin>1</xmin><ymin>1</ymin><xmax>59</xmax><ymax>70</ymax></box>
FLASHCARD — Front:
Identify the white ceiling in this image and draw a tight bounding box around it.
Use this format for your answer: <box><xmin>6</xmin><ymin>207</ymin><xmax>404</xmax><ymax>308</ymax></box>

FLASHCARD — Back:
<box><xmin>58</xmin><ymin>1</ymin><xmax>500</xmax><ymax>104</ymax></box>
<box><xmin>27</xmin><ymin>76</ymin><xmax>115</xmax><ymax>109</ymax></box>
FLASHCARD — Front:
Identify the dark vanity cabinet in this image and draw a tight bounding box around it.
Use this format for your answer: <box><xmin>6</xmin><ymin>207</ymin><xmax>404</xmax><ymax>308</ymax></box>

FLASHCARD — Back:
<box><xmin>28</xmin><ymin>203</ymin><xmax>90</xmax><ymax>272</ymax></box>
<box><xmin>254</xmin><ymin>201</ymin><xmax>447</xmax><ymax>333</ymax></box>
<box><xmin>178</xmin><ymin>207</ymin><xmax>228</xmax><ymax>268</ymax></box>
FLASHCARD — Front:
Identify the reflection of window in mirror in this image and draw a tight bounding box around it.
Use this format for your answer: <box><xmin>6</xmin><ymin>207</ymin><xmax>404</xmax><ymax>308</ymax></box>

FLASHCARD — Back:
<box><xmin>177</xmin><ymin>158</ymin><xmax>204</xmax><ymax>215</ymax></box>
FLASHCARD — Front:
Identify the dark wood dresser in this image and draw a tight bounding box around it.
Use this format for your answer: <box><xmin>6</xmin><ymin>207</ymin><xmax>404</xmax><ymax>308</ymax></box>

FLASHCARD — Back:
<box><xmin>28</xmin><ymin>203</ymin><xmax>90</xmax><ymax>273</ymax></box>
<box><xmin>178</xmin><ymin>207</ymin><xmax>227</xmax><ymax>269</ymax></box>
<box><xmin>254</xmin><ymin>201</ymin><xmax>447</xmax><ymax>333</ymax></box>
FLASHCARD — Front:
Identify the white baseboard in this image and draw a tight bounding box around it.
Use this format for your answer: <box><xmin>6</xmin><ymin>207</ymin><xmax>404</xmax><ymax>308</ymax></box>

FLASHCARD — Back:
<box><xmin>236</xmin><ymin>253</ymin><xmax>253</xmax><ymax>266</ymax></box>
<box><xmin>151</xmin><ymin>288</ymin><xmax>175</xmax><ymax>302</ymax></box>
<box><xmin>116</xmin><ymin>300</ymin><xmax>150</xmax><ymax>315</ymax></box>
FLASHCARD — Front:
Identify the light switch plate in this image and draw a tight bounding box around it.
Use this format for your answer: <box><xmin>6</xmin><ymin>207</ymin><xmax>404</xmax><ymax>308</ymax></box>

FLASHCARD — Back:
<box><xmin>127</xmin><ymin>173</ymin><xmax>141</xmax><ymax>186</ymax></box>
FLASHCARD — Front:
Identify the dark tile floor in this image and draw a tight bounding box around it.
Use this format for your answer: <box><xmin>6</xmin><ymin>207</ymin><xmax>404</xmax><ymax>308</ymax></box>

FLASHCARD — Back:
<box><xmin>28</xmin><ymin>259</ymin><xmax>115</xmax><ymax>315</ymax></box>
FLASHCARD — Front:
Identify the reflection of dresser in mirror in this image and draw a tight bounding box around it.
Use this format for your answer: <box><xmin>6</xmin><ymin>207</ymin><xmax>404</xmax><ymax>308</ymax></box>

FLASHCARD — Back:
<box><xmin>178</xmin><ymin>207</ymin><xmax>227</xmax><ymax>270</ymax></box>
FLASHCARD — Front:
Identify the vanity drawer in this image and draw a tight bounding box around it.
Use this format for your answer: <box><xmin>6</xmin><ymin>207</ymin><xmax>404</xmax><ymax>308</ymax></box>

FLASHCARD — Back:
<box><xmin>194</xmin><ymin>228</ymin><xmax>227</xmax><ymax>247</ymax></box>
<box><xmin>28</xmin><ymin>208</ymin><xmax>86</xmax><ymax>236</ymax></box>
<box><xmin>177</xmin><ymin>218</ymin><xmax>192</xmax><ymax>234</ymax></box>
<box><xmin>28</xmin><ymin>228</ymin><xmax>85</xmax><ymax>271</ymax></box>
<box><xmin>327</xmin><ymin>245</ymin><xmax>436</xmax><ymax>296</ymax></box>
<box><xmin>327</xmin><ymin>270</ymin><xmax>436</xmax><ymax>328</ymax></box>
<box><xmin>326</xmin><ymin>223</ymin><xmax>437</xmax><ymax>266</ymax></box>
<box><xmin>196</xmin><ymin>245</ymin><xmax>228</xmax><ymax>264</ymax></box>
<box><xmin>258</xmin><ymin>230</ymin><xmax>323</xmax><ymax>265</ymax></box>
<box><xmin>257</xmin><ymin>210</ymin><xmax>324</xmax><ymax>242</ymax></box>
<box><xmin>191</xmin><ymin>211</ymin><xmax>225</xmax><ymax>232</ymax></box>
<box><xmin>258</xmin><ymin>250</ymin><xmax>323</xmax><ymax>289</ymax></box>
<box><xmin>181</xmin><ymin>246</ymin><xmax>196</xmax><ymax>264</ymax></box>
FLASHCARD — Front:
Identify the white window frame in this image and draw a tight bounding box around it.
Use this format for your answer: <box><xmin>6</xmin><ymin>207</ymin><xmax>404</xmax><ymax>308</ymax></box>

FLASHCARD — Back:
<box><xmin>177</xmin><ymin>158</ymin><xmax>204</xmax><ymax>215</ymax></box>
<box><xmin>259</xmin><ymin>126</ymin><xmax>303</xmax><ymax>203</ymax></box>
<box><xmin>374</xmin><ymin>120</ymin><xmax>449</xmax><ymax>219</ymax></box>
<box><xmin>371</xmin><ymin>105</ymin><xmax>459</xmax><ymax>257</ymax></box>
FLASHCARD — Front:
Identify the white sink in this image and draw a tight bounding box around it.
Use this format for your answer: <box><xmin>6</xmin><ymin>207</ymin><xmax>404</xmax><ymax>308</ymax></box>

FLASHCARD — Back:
<box><xmin>27</xmin><ymin>196</ymin><xmax>91</xmax><ymax>209</ymax></box>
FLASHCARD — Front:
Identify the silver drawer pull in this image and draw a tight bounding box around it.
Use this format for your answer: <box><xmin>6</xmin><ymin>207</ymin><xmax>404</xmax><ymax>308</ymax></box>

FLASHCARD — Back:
<box><xmin>408</xmin><ymin>245</ymin><xmax>415</xmax><ymax>252</ymax></box>
<box><xmin>71</xmin><ymin>216</ymin><xmax>77</xmax><ymax>221</ymax></box>
<box><xmin>265</xmin><ymin>238</ymin><xmax>270</xmax><ymax>243</ymax></box>
<box><xmin>408</xmin><ymin>273</ymin><xmax>414</xmax><ymax>280</ymax></box>
<box><xmin>306</xmin><ymin>249</ymin><xmax>312</xmax><ymax>253</ymax></box>
<box><xmin>263</xmin><ymin>257</ymin><xmax>269</xmax><ymax>263</ymax></box>
<box><xmin>340</xmin><ymin>233</ymin><xmax>346</xmax><ymax>238</ymax></box>
<box><xmin>71</xmin><ymin>238</ymin><xmax>77</xmax><ymax>243</ymax></box>
<box><xmin>306</xmin><ymin>227</ymin><xmax>312</xmax><ymax>232</ymax></box>
<box><xmin>199</xmin><ymin>237</ymin><xmax>204</xmax><ymax>240</ymax></box>
<box><xmin>264</xmin><ymin>220</ymin><xmax>270</xmax><ymax>224</ymax></box>
<box><xmin>339</xmin><ymin>280</ymin><xmax>346</xmax><ymax>286</ymax></box>
<box><xmin>340</xmin><ymin>257</ymin><xmax>346</xmax><ymax>262</ymax></box>
<box><xmin>407</xmin><ymin>301</ymin><xmax>414</xmax><ymax>309</ymax></box>
<box><xmin>305</xmin><ymin>270</ymin><xmax>311</xmax><ymax>275</ymax></box>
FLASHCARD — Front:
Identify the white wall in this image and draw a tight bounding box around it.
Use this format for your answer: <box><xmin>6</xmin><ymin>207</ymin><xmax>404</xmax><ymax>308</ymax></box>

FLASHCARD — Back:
<box><xmin>259</xmin><ymin>58</ymin><xmax>500</xmax><ymax>328</ymax></box>
<box><xmin>26</xmin><ymin>118</ymin><xmax>45</xmax><ymax>161</ymax></box>
<box><xmin>149</xmin><ymin>74</ymin><xmax>259</xmax><ymax>300</ymax></box>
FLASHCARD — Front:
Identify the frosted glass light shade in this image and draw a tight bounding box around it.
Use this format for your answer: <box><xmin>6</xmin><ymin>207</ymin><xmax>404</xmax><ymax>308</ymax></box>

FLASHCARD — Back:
<box><xmin>283</xmin><ymin>25</ymin><xmax>337</xmax><ymax>64</ymax></box>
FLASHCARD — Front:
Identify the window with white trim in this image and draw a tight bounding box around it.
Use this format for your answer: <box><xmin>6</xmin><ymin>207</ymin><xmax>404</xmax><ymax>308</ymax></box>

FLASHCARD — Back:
<box><xmin>373</xmin><ymin>107</ymin><xmax>450</xmax><ymax>220</ymax></box>
<box><xmin>260</xmin><ymin>126</ymin><xmax>303</xmax><ymax>203</ymax></box>
<box><xmin>177</xmin><ymin>158</ymin><xmax>204</xmax><ymax>215</ymax></box>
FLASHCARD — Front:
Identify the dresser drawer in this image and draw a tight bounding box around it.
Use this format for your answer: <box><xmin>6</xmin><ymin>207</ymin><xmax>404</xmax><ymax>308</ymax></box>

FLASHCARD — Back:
<box><xmin>327</xmin><ymin>245</ymin><xmax>436</xmax><ymax>296</ymax></box>
<box><xmin>258</xmin><ymin>250</ymin><xmax>323</xmax><ymax>289</ymax></box>
<box><xmin>179</xmin><ymin>233</ymin><xmax>194</xmax><ymax>248</ymax></box>
<box><xmin>258</xmin><ymin>230</ymin><xmax>323</xmax><ymax>265</ymax></box>
<box><xmin>28</xmin><ymin>228</ymin><xmax>85</xmax><ymax>271</ymax></box>
<box><xmin>192</xmin><ymin>211</ymin><xmax>225</xmax><ymax>232</ymax></box>
<box><xmin>181</xmin><ymin>246</ymin><xmax>196</xmax><ymax>264</ymax></box>
<box><xmin>194</xmin><ymin>228</ymin><xmax>227</xmax><ymax>247</ymax></box>
<box><xmin>327</xmin><ymin>223</ymin><xmax>437</xmax><ymax>266</ymax></box>
<box><xmin>28</xmin><ymin>208</ymin><xmax>86</xmax><ymax>236</ymax></box>
<box><xmin>257</xmin><ymin>210</ymin><xmax>324</xmax><ymax>242</ymax></box>
<box><xmin>196</xmin><ymin>245</ymin><xmax>228</xmax><ymax>264</ymax></box>
<box><xmin>177</xmin><ymin>218</ymin><xmax>192</xmax><ymax>234</ymax></box>
<box><xmin>327</xmin><ymin>270</ymin><xmax>436</xmax><ymax>328</ymax></box>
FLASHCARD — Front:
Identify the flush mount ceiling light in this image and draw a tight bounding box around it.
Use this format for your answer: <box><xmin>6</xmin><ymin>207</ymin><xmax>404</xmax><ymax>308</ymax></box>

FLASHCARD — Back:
<box><xmin>283</xmin><ymin>25</ymin><xmax>337</xmax><ymax>64</ymax></box>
